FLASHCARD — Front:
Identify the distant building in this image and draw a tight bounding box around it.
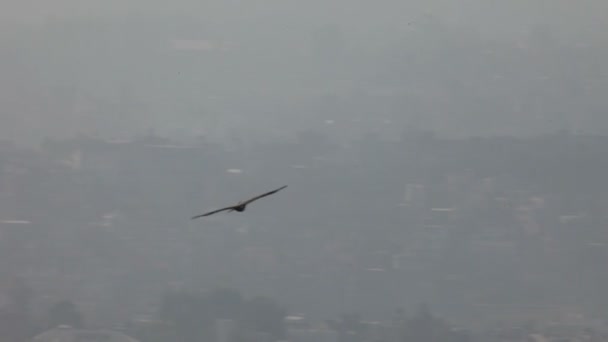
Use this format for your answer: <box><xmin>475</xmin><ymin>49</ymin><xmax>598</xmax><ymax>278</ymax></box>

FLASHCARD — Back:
<box><xmin>287</xmin><ymin>329</ymin><xmax>338</xmax><ymax>342</ymax></box>
<box><xmin>428</xmin><ymin>207</ymin><xmax>456</xmax><ymax>226</ymax></box>
<box><xmin>284</xmin><ymin>315</ymin><xmax>310</xmax><ymax>330</ymax></box>
<box><xmin>216</xmin><ymin>319</ymin><xmax>238</xmax><ymax>342</ymax></box>
<box><xmin>32</xmin><ymin>325</ymin><xmax>139</xmax><ymax>342</ymax></box>
<box><xmin>242</xmin><ymin>331</ymin><xmax>273</xmax><ymax>342</ymax></box>
<box><xmin>402</xmin><ymin>183</ymin><xmax>426</xmax><ymax>208</ymax></box>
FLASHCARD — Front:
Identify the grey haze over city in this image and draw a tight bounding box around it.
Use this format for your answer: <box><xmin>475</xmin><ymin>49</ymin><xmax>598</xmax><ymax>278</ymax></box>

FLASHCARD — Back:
<box><xmin>2</xmin><ymin>0</ymin><xmax>608</xmax><ymax>144</ymax></box>
<box><xmin>1</xmin><ymin>1</ymin><xmax>608</xmax><ymax>342</ymax></box>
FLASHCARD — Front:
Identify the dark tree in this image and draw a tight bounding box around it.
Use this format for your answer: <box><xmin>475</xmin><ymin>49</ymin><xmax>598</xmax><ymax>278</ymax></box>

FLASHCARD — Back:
<box><xmin>5</xmin><ymin>277</ymin><xmax>33</xmax><ymax>315</ymax></box>
<box><xmin>159</xmin><ymin>288</ymin><xmax>286</xmax><ymax>342</ymax></box>
<box><xmin>241</xmin><ymin>296</ymin><xmax>287</xmax><ymax>339</ymax></box>
<box><xmin>327</xmin><ymin>313</ymin><xmax>365</xmax><ymax>342</ymax></box>
<box><xmin>402</xmin><ymin>303</ymin><xmax>471</xmax><ymax>342</ymax></box>
<box><xmin>159</xmin><ymin>290</ymin><xmax>210</xmax><ymax>342</ymax></box>
<box><xmin>0</xmin><ymin>278</ymin><xmax>36</xmax><ymax>342</ymax></box>
<box><xmin>47</xmin><ymin>300</ymin><xmax>84</xmax><ymax>329</ymax></box>
<box><xmin>0</xmin><ymin>311</ymin><xmax>33</xmax><ymax>342</ymax></box>
<box><xmin>205</xmin><ymin>287</ymin><xmax>244</xmax><ymax>320</ymax></box>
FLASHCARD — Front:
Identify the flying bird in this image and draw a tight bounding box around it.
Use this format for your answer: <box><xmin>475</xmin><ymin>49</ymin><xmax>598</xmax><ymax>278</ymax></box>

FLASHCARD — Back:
<box><xmin>191</xmin><ymin>185</ymin><xmax>287</xmax><ymax>219</ymax></box>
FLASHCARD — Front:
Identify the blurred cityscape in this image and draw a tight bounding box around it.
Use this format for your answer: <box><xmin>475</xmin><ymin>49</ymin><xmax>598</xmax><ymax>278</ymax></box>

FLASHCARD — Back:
<box><xmin>1</xmin><ymin>130</ymin><xmax>608</xmax><ymax>341</ymax></box>
<box><xmin>3</xmin><ymin>5</ymin><xmax>608</xmax><ymax>341</ymax></box>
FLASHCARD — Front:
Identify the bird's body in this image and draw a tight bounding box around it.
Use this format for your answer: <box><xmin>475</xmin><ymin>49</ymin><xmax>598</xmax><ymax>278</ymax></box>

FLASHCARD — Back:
<box><xmin>191</xmin><ymin>185</ymin><xmax>287</xmax><ymax>219</ymax></box>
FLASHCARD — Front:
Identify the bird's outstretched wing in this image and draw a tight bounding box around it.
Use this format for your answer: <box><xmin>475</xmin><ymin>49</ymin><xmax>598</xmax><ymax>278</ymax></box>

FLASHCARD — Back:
<box><xmin>191</xmin><ymin>206</ymin><xmax>236</xmax><ymax>220</ymax></box>
<box><xmin>240</xmin><ymin>185</ymin><xmax>287</xmax><ymax>206</ymax></box>
<box><xmin>191</xmin><ymin>185</ymin><xmax>287</xmax><ymax>220</ymax></box>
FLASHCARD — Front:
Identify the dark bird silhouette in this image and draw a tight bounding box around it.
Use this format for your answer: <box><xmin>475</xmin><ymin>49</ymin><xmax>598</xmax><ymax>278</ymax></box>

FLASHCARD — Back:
<box><xmin>191</xmin><ymin>185</ymin><xmax>287</xmax><ymax>219</ymax></box>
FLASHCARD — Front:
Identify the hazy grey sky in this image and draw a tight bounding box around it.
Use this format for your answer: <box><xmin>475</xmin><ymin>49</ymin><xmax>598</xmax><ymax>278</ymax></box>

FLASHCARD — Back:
<box><xmin>3</xmin><ymin>0</ymin><xmax>606</xmax><ymax>34</ymax></box>
<box><xmin>2</xmin><ymin>0</ymin><xmax>607</xmax><ymax>144</ymax></box>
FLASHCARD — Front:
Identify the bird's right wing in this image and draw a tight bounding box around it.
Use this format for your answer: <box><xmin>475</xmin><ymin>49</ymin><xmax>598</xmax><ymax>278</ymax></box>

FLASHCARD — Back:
<box><xmin>191</xmin><ymin>206</ymin><xmax>235</xmax><ymax>220</ymax></box>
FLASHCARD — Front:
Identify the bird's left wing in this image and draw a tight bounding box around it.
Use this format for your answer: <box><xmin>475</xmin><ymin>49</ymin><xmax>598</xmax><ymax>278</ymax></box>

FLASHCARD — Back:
<box><xmin>241</xmin><ymin>185</ymin><xmax>288</xmax><ymax>205</ymax></box>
